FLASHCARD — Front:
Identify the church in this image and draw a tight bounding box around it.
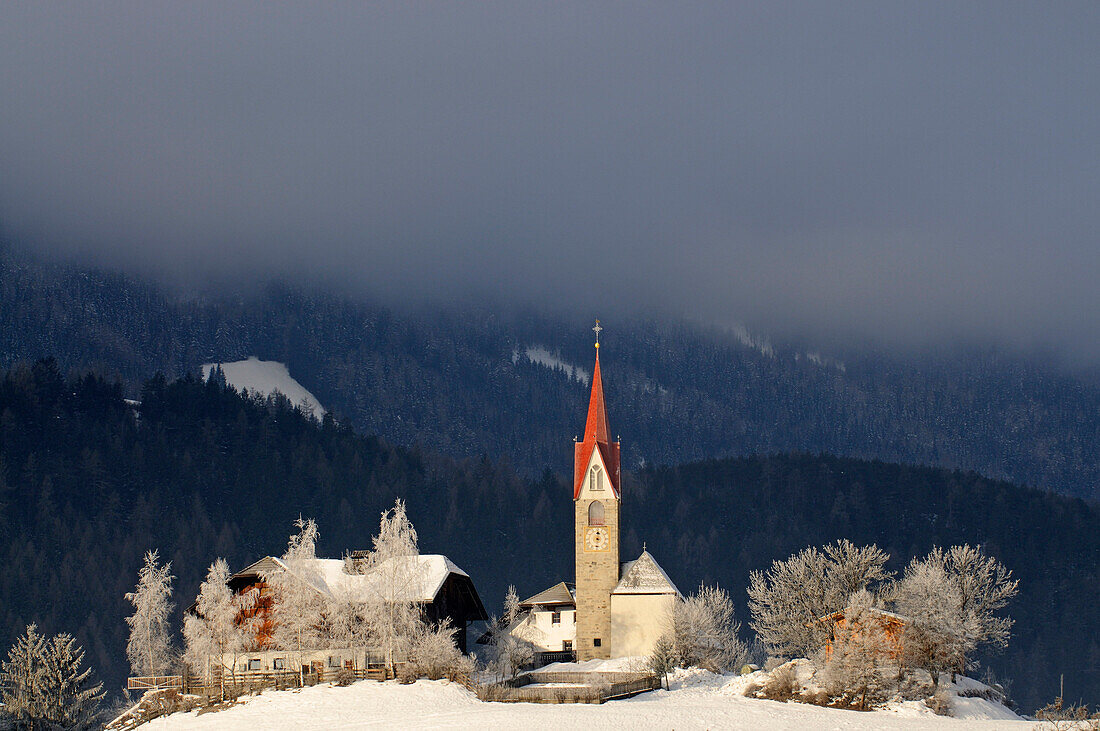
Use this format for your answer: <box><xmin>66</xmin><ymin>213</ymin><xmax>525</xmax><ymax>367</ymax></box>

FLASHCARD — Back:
<box><xmin>512</xmin><ymin>324</ymin><xmax>681</xmax><ymax>662</ymax></box>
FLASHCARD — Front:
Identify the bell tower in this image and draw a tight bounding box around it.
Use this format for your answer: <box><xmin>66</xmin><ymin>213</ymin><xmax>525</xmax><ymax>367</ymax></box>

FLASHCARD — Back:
<box><xmin>574</xmin><ymin>321</ymin><xmax>621</xmax><ymax>661</ymax></box>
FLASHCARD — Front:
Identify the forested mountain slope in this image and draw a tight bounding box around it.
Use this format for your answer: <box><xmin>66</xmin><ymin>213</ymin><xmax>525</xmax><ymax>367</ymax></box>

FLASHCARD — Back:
<box><xmin>2</xmin><ymin>248</ymin><xmax>1100</xmax><ymax>501</ymax></box>
<box><xmin>1</xmin><ymin>361</ymin><xmax>1096</xmax><ymax>711</ymax></box>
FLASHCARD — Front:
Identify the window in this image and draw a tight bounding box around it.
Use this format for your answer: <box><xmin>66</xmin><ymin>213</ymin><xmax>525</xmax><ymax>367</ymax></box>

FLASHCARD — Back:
<box><xmin>588</xmin><ymin>500</ymin><xmax>605</xmax><ymax>526</ymax></box>
<box><xmin>563</xmin><ymin>640</ymin><xmax>572</xmax><ymax>651</ymax></box>
<box><xmin>551</xmin><ymin>611</ymin><xmax>561</xmax><ymax>625</ymax></box>
<box><xmin>589</xmin><ymin>465</ymin><xmax>603</xmax><ymax>491</ymax></box>
<box><xmin>328</xmin><ymin>656</ymin><xmax>340</xmax><ymax>668</ymax></box>
<box><xmin>273</xmin><ymin>658</ymin><xmax>285</xmax><ymax>670</ymax></box>
<box><xmin>248</xmin><ymin>658</ymin><xmax>262</xmax><ymax>671</ymax></box>
<box><xmin>593</xmin><ymin>638</ymin><xmax>602</xmax><ymax>648</ymax></box>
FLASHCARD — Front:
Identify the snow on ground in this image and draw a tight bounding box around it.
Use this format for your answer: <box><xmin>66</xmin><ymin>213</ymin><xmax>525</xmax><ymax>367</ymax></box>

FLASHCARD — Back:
<box><xmin>202</xmin><ymin>357</ymin><xmax>325</xmax><ymax>421</ymax></box>
<box><xmin>513</xmin><ymin>346</ymin><xmax>590</xmax><ymax>384</ymax></box>
<box><xmin>158</xmin><ymin>672</ymin><xmax>1029</xmax><ymax>730</ymax></box>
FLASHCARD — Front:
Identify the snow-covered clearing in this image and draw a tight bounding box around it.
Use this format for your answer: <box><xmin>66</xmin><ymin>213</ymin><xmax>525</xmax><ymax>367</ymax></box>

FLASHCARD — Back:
<box><xmin>157</xmin><ymin>669</ymin><xmax>1026</xmax><ymax>730</ymax></box>
<box><xmin>201</xmin><ymin>357</ymin><xmax>325</xmax><ymax>421</ymax></box>
<box><xmin>513</xmin><ymin>346</ymin><xmax>590</xmax><ymax>384</ymax></box>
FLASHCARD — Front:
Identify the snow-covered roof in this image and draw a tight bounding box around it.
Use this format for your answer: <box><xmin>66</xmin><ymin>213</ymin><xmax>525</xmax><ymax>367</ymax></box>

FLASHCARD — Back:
<box><xmin>234</xmin><ymin>554</ymin><xmax>469</xmax><ymax>604</ymax></box>
<box><xmin>612</xmin><ymin>550</ymin><xmax>680</xmax><ymax>596</ymax></box>
<box><xmin>520</xmin><ymin>581</ymin><xmax>575</xmax><ymax>607</ymax></box>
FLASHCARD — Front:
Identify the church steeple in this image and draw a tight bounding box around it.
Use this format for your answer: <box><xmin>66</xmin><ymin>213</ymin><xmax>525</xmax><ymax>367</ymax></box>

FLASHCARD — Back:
<box><xmin>573</xmin><ymin>320</ymin><xmax>621</xmax><ymax>661</ymax></box>
<box><xmin>573</xmin><ymin>325</ymin><xmax>620</xmax><ymax>500</ymax></box>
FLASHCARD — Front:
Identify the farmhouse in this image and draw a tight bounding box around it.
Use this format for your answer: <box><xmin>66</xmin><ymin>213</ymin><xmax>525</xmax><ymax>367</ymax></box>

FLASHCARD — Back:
<box><xmin>822</xmin><ymin>607</ymin><xmax>908</xmax><ymax>662</ymax></box>
<box><xmin>197</xmin><ymin>551</ymin><xmax>487</xmax><ymax>676</ymax></box>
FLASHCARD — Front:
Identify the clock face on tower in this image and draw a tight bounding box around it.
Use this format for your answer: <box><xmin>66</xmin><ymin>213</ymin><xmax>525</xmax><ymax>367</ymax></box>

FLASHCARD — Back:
<box><xmin>584</xmin><ymin>526</ymin><xmax>610</xmax><ymax>552</ymax></box>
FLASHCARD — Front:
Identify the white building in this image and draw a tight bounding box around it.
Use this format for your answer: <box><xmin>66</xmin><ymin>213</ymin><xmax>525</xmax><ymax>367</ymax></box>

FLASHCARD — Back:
<box><xmin>510</xmin><ymin>582</ymin><xmax>577</xmax><ymax>656</ymax></box>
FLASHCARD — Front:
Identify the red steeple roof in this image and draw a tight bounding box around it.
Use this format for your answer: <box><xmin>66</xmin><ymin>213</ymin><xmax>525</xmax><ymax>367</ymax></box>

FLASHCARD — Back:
<box><xmin>574</xmin><ymin>338</ymin><xmax>620</xmax><ymax>499</ymax></box>
<box><xmin>583</xmin><ymin>353</ymin><xmax>610</xmax><ymax>444</ymax></box>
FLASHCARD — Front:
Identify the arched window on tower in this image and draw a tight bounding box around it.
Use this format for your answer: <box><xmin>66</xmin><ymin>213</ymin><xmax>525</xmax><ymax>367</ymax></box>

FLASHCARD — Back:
<box><xmin>588</xmin><ymin>501</ymin><xmax>605</xmax><ymax>526</ymax></box>
<box><xmin>589</xmin><ymin>465</ymin><xmax>603</xmax><ymax>491</ymax></box>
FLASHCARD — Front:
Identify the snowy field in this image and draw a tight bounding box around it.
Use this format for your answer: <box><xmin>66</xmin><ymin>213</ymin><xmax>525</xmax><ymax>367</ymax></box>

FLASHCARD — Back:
<box><xmin>201</xmin><ymin>357</ymin><xmax>325</xmax><ymax>421</ymax></box>
<box><xmin>157</xmin><ymin>669</ymin><xmax>1027</xmax><ymax>730</ymax></box>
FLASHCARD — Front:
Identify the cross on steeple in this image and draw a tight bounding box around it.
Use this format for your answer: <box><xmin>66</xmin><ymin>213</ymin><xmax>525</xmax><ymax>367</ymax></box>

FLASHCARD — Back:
<box><xmin>593</xmin><ymin>320</ymin><xmax>602</xmax><ymax>349</ymax></box>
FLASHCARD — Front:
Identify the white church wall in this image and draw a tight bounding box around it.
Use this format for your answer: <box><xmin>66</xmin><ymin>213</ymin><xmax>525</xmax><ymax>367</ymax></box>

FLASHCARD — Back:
<box><xmin>610</xmin><ymin>593</ymin><xmax>676</xmax><ymax>657</ymax></box>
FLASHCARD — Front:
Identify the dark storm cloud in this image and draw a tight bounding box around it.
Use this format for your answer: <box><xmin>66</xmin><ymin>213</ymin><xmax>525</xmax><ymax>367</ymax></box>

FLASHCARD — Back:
<box><xmin>1</xmin><ymin>3</ymin><xmax>1098</xmax><ymax>359</ymax></box>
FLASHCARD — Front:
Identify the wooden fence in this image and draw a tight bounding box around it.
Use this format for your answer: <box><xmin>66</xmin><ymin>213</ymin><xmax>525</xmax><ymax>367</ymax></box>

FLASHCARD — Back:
<box><xmin>127</xmin><ymin>675</ymin><xmax>183</xmax><ymax>691</ymax></box>
<box><xmin>182</xmin><ymin>665</ymin><xmax>394</xmax><ymax>697</ymax></box>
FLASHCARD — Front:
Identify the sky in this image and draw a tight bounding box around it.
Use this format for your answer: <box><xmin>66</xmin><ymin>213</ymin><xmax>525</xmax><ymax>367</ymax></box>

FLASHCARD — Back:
<box><xmin>1</xmin><ymin>2</ymin><xmax>1098</xmax><ymax>361</ymax></box>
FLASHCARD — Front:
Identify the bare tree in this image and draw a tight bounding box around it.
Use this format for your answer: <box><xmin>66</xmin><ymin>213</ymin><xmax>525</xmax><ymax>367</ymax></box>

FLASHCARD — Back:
<box><xmin>264</xmin><ymin>517</ymin><xmax>326</xmax><ymax>685</ymax></box>
<box><xmin>669</xmin><ymin>584</ymin><xmax>750</xmax><ymax>673</ymax></box>
<box><xmin>648</xmin><ymin>634</ymin><xmax>676</xmax><ymax>689</ymax></box>
<box><xmin>124</xmin><ymin>549</ymin><xmax>176</xmax><ymax>677</ymax></box>
<box><xmin>748</xmin><ymin>540</ymin><xmax>891</xmax><ymax>659</ymax></box>
<box><xmin>184</xmin><ymin>558</ymin><xmax>256</xmax><ymax>698</ymax></box>
<box><xmin>362</xmin><ymin>500</ymin><xmax>428</xmax><ymax>676</ymax></box>
<box><xmin>503</xmin><ymin>585</ymin><xmax>522</xmax><ymax>627</ymax></box>
<box><xmin>891</xmin><ymin>545</ymin><xmax>1017</xmax><ymax>680</ymax></box>
<box><xmin>405</xmin><ymin>622</ymin><xmax>472</xmax><ymax>681</ymax></box>
<box><xmin>944</xmin><ymin>545</ymin><xmax>1018</xmax><ymax>655</ymax></box>
<box><xmin>484</xmin><ymin>585</ymin><xmax>536</xmax><ymax>681</ymax></box>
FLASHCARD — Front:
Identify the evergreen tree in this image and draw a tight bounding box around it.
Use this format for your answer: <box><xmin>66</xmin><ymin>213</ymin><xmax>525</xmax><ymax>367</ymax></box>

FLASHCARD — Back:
<box><xmin>0</xmin><ymin>624</ymin><xmax>46</xmax><ymax>725</ymax></box>
<box><xmin>0</xmin><ymin>624</ymin><xmax>104</xmax><ymax>730</ymax></box>
<box><xmin>38</xmin><ymin>632</ymin><xmax>105</xmax><ymax>730</ymax></box>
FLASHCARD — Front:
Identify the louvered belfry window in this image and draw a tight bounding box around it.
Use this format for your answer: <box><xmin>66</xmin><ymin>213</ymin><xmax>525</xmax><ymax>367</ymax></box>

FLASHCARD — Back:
<box><xmin>588</xmin><ymin>500</ymin><xmax>605</xmax><ymax>525</ymax></box>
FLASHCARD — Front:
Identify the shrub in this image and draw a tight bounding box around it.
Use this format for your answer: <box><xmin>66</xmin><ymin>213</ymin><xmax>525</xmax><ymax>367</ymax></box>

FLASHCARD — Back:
<box><xmin>760</xmin><ymin>664</ymin><xmax>799</xmax><ymax>702</ymax></box>
<box><xmin>924</xmin><ymin>689</ymin><xmax>952</xmax><ymax>716</ymax></box>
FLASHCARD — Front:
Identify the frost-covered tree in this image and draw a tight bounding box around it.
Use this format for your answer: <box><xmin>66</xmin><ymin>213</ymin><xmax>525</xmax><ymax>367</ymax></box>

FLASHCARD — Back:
<box><xmin>484</xmin><ymin>585</ymin><xmax>536</xmax><ymax>681</ymax></box>
<box><xmin>328</xmin><ymin>589</ymin><xmax>372</xmax><ymax>661</ymax></box>
<box><xmin>264</xmin><ymin>517</ymin><xmax>326</xmax><ymax>685</ymax></box>
<box><xmin>892</xmin><ymin>545</ymin><xmax>1017</xmax><ymax>679</ymax></box>
<box><xmin>892</xmin><ymin>554</ymin><xmax>972</xmax><ymax>683</ymax></box>
<box><xmin>184</xmin><ymin>558</ymin><xmax>256</xmax><ymax>698</ymax></box>
<box><xmin>820</xmin><ymin>590</ymin><xmax>894</xmax><ymax>710</ymax></box>
<box><xmin>182</xmin><ymin>613</ymin><xmax>216</xmax><ymax>685</ymax></box>
<box><xmin>748</xmin><ymin>540</ymin><xmax>892</xmax><ymax>659</ymax></box>
<box><xmin>361</xmin><ymin>500</ymin><xmax>428</xmax><ymax>675</ymax></box>
<box><xmin>405</xmin><ymin>622</ymin><xmax>471</xmax><ymax>681</ymax></box>
<box><xmin>124</xmin><ymin>549</ymin><xmax>176</xmax><ymax>677</ymax></box>
<box><xmin>38</xmin><ymin>632</ymin><xmax>106</xmax><ymax>729</ymax></box>
<box><xmin>0</xmin><ymin>623</ymin><xmax>46</xmax><ymax>724</ymax></box>
<box><xmin>1</xmin><ymin>624</ymin><xmax>104</xmax><ymax>730</ymax></box>
<box><xmin>649</xmin><ymin>634</ymin><xmax>676</xmax><ymax>689</ymax></box>
<box><xmin>503</xmin><ymin>585</ymin><xmax>521</xmax><ymax>626</ymax></box>
<box><xmin>669</xmin><ymin>584</ymin><xmax>750</xmax><ymax>673</ymax></box>
<box><xmin>943</xmin><ymin>545</ymin><xmax>1018</xmax><ymax>655</ymax></box>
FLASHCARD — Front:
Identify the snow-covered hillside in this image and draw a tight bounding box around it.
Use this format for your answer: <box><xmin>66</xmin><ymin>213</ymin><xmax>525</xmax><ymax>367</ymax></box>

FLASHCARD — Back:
<box><xmin>156</xmin><ymin>670</ymin><xmax>1025</xmax><ymax>730</ymax></box>
<box><xmin>201</xmin><ymin>357</ymin><xmax>325</xmax><ymax>421</ymax></box>
<box><xmin>513</xmin><ymin>346</ymin><xmax>590</xmax><ymax>384</ymax></box>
